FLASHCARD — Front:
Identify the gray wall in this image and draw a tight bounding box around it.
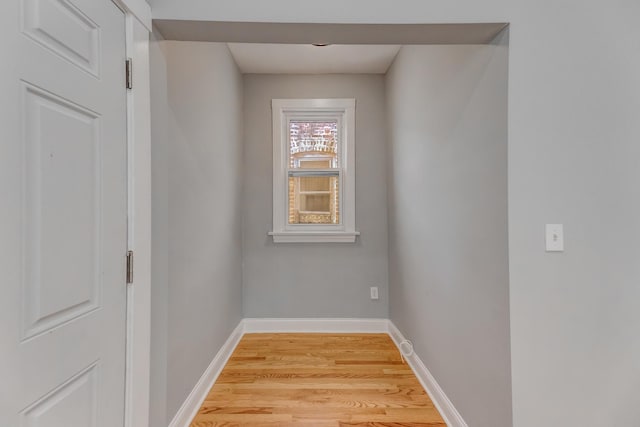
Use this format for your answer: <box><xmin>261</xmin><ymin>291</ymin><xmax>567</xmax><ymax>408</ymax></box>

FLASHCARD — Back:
<box><xmin>149</xmin><ymin>1</ymin><xmax>640</xmax><ymax>422</ymax></box>
<box><xmin>507</xmin><ymin>5</ymin><xmax>640</xmax><ymax>426</ymax></box>
<box><xmin>149</xmin><ymin>1</ymin><xmax>640</xmax><ymax>424</ymax></box>
<box><xmin>149</xmin><ymin>40</ymin><xmax>244</xmax><ymax>425</ymax></box>
<box><xmin>386</xmin><ymin>39</ymin><xmax>511</xmax><ymax>427</ymax></box>
<box><xmin>242</xmin><ymin>74</ymin><xmax>388</xmax><ymax>318</ymax></box>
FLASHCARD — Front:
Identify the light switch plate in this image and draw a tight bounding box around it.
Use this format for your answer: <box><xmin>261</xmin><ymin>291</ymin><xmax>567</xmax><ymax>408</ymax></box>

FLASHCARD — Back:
<box><xmin>545</xmin><ymin>224</ymin><xmax>564</xmax><ymax>252</ymax></box>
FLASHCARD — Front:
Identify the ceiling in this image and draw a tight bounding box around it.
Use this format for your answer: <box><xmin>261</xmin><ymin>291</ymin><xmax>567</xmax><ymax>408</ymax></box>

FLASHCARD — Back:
<box><xmin>227</xmin><ymin>44</ymin><xmax>401</xmax><ymax>74</ymax></box>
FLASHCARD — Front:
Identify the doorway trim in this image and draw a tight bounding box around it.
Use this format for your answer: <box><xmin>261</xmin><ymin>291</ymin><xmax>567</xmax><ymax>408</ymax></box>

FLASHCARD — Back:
<box><xmin>111</xmin><ymin>1</ymin><xmax>152</xmax><ymax>426</ymax></box>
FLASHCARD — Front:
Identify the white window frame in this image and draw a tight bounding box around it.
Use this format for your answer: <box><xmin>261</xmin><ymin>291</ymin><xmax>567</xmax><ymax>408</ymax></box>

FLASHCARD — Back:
<box><xmin>269</xmin><ymin>98</ymin><xmax>359</xmax><ymax>243</ymax></box>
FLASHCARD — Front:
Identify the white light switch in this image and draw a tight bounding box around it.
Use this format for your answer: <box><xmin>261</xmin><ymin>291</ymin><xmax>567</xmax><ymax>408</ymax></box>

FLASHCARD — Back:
<box><xmin>545</xmin><ymin>224</ymin><xmax>564</xmax><ymax>252</ymax></box>
<box><xmin>370</xmin><ymin>287</ymin><xmax>379</xmax><ymax>300</ymax></box>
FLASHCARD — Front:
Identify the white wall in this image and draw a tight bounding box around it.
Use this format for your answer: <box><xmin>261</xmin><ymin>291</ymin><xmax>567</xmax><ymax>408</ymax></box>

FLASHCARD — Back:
<box><xmin>386</xmin><ymin>38</ymin><xmax>510</xmax><ymax>427</ymax></box>
<box><xmin>148</xmin><ymin>1</ymin><xmax>640</xmax><ymax>425</ymax></box>
<box><xmin>149</xmin><ymin>40</ymin><xmax>244</xmax><ymax>425</ymax></box>
<box><xmin>242</xmin><ymin>74</ymin><xmax>389</xmax><ymax>318</ymax></box>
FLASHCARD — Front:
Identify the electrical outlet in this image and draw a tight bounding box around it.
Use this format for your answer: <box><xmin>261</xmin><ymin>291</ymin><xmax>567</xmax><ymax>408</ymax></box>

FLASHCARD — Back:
<box><xmin>370</xmin><ymin>287</ymin><xmax>379</xmax><ymax>300</ymax></box>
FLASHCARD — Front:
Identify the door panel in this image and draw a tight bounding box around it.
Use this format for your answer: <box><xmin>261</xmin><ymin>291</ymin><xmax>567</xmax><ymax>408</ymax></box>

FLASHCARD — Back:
<box><xmin>21</xmin><ymin>364</ymin><xmax>99</xmax><ymax>427</ymax></box>
<box><xmin>22</xmin><ymin>83</ymin><xmax>102</xmax><ymax>340</ymax></box>
<box><xmin>0</xmin><ymin>0</ymin><xmax>128</xmax><ymax>426</ymax></box>
<box><xmin>22</xmin><ymin>0</ymin><xmax>101</xmax><ymax>76</ymax></box>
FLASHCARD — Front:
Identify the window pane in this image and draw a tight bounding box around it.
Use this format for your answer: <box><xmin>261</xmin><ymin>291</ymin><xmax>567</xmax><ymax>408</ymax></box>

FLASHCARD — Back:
<box><xmin>289</xmin><ymin>120</ymin><xmax>339</xmax><ymax>168</ymax></box>
<box><xmin>288</xmin><ymin>174</ymin><xmax>340</xmax><ymax>224</ymax></box>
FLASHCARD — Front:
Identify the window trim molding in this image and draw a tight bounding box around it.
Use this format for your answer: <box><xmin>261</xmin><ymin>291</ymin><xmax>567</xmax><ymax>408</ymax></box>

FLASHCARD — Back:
<box><xmin>271</xmin><ymin>98</ymin><xmax>357</xmax><ymax>243</ymax></box>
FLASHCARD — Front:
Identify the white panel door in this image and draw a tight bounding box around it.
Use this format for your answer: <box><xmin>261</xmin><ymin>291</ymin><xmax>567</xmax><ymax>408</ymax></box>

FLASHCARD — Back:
<box><xmin>0</xmin><ymin>0</ymin><xmax>128</xmax><ymax>426</ymax></box>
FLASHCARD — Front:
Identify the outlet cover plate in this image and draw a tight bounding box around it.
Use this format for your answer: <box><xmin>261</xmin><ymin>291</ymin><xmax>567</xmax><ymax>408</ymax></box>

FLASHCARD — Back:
<box><xmin>545</xmin><ymin>224</ymin><xmax>564</xmax><ymax>252</ymax></box>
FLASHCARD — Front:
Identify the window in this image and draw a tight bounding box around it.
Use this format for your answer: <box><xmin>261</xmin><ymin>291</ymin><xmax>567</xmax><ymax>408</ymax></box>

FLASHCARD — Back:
<box><xmin>269</xmin><ymin>99</ymin><xmax>358</xmax><ymax>243</ymax></box>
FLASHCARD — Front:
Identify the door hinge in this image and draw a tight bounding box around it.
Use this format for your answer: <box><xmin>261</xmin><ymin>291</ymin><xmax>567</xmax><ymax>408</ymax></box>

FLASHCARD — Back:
<box><xmin>125</xmin><ymin>58</ymin><xmax>133</xmax><ymax>90</ymax></box>
<box><xmin>126</xmin><ymin>250</ymin><xmax>134</xmax><ymax>284</ymax></box>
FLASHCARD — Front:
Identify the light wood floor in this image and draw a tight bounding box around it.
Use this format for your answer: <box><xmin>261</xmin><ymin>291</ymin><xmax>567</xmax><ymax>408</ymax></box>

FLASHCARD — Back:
<box><xmin>189</xmin><ymin>333</ymin><xmax>446</xmax><ymax>427</ymax></box>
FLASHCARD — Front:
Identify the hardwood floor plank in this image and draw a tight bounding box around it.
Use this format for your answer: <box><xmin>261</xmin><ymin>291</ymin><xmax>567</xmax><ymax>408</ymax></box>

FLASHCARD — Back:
<box><xmin>189</xmin><ymin>333</ymin><xmax>446</xmax><ymax>427</ymax></box>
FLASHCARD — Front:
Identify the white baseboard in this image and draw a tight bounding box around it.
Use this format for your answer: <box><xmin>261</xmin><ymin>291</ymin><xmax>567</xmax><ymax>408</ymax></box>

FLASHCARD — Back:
<box><xmin>167</xmin><ymin>321</ymin><xmax>244</xmax><ymax>427</ymax></box>
<box><xmin>387</xmin><ymin>321</ymin><xmax>468</xmax><ymax>427</ymax></box>
<box><xmin>242</xmin><ymin>317</ymin><xmax>389</xmax><ymax>333</ymax></box>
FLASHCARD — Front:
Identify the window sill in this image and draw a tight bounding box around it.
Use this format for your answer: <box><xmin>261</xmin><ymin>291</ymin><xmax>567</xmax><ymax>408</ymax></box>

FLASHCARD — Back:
<box><xmin>268</xmin><ymin>231</ymin><xmax>360</xmax><ymax>243</ymax></box>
